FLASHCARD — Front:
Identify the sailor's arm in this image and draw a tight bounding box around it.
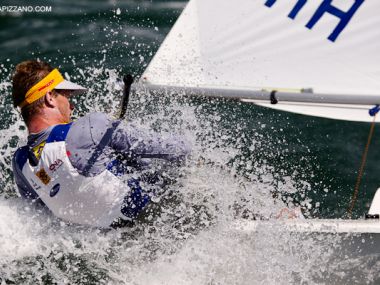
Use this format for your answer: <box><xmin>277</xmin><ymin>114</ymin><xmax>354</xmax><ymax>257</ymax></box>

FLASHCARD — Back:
<box><xmin>74</xmin><ymin>112</ymin><xmax>191</xmax><ymax>162</ymax></box>
<box><xmin>110</xmin><ymin>122</ymin><xmax>191</xmax><ymax>162</ymax></box>
<box><xmin>12</xmin><ymin>147</ymin><xmax>41</xmax><ymax>201</ymax></box>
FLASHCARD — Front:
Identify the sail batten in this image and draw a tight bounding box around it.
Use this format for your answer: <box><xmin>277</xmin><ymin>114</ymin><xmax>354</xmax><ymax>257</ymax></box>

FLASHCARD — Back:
<box><xmin>141</xmin><ymin>0</ymin><xmax>380</xmax><ymax>122</ymax></box>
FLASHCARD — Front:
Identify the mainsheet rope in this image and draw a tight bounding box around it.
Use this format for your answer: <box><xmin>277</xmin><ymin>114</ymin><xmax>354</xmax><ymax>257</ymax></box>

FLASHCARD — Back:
<box><xmin>347</xmin><ymin>113</ymin><xmax>378</xmax><ymax>218</ymax></box>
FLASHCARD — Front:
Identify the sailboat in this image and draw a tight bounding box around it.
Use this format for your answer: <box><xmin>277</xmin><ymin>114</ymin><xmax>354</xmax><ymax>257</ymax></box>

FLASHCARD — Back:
<box><xmin>136</xmin><ymin>0</ymin><xmax>380</xmax><ymax>247</ymax></box>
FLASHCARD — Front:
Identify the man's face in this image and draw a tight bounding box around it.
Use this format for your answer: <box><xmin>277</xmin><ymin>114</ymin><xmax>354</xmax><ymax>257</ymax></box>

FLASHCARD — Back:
<box><xmin>55</xmin><ymin>90</ymin><xmax>75</xmax><ymax>122</ymax></box>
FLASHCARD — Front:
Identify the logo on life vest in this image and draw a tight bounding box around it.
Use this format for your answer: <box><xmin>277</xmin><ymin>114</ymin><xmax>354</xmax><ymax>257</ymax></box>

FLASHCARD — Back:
<box><xmin>36</xmin><ymin>168</ymin><xmax>51</xmax><ymax>185</ymax></box>
<box><xmin>49</xmin><ymin>159</ymin><xmax>63</xmax><ymax>172</ymax></box>
<box><xmin>30</xmin><ymin>178</ymin><xmax>42</xmax><ymax>190</ymax></box>
<box><xmin>50</xmin><ymin>183</ymin><xmax>61</xmax><ymax>197</ymax></box>
<box><xmin>32</xmin><ymin>141</ymin><xmax>46</xmax><ymax>160</ymax></box>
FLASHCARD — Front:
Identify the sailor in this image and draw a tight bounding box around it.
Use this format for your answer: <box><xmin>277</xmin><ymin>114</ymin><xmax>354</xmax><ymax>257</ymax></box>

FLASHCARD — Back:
<box><xmin>11</xmin><ymin>60</ymin><xmax>190</xmax><ymax>227</ymax></box>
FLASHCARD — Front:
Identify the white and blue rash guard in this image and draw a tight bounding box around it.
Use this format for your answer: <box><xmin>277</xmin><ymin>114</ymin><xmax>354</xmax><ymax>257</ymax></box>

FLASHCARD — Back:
<box><xmin>12</xmin><ymin>112</ymin><xmax>190</xmax><ymax>227</ymax></box>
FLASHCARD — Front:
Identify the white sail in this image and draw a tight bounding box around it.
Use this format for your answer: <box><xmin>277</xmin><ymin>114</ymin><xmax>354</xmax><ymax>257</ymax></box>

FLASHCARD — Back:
<box><xmin>141</xmin><ymin>0</ymin><xmax>380</xmax><ymax>122</ymax></box>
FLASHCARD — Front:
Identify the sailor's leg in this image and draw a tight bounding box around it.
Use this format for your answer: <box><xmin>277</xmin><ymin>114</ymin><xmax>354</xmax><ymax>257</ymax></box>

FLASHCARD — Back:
<box><xmin>120</xmin><ymin>178</ymin><xmax>151</xmax><ymax>219</ymax></box>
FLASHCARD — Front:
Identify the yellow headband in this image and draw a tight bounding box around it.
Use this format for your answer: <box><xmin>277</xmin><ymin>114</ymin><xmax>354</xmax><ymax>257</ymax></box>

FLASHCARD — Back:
<box><xmin>19</xmin><ymin>69</ymin><xmax>64</xmax><ymax>108</ymax></box>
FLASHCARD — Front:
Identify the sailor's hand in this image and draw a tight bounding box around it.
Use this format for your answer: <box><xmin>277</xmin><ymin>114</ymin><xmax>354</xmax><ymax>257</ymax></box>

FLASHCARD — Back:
<box><xmin>275</xmin><ymin>207</ymin><xmax>304</xmax><ymax>219</ymax></box>
<box><xmin>196</xmin><ymin>156</ymin><xmax>206</xmax><ymax>167</ymax></box>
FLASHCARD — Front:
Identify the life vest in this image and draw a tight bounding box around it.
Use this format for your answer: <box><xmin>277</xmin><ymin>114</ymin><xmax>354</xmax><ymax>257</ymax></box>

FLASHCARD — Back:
<box><xmin>14</xmin><ymin>123</ymin><xmax>132</xmax><ymax>227</ymax></box>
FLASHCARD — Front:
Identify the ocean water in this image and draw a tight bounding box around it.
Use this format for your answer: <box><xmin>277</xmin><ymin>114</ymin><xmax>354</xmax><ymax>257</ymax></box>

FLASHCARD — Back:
<box><xmin>0</xmin><ymin>1</ymin><xmax>380</xmax><ymax>284</ymax></box>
